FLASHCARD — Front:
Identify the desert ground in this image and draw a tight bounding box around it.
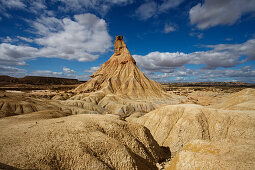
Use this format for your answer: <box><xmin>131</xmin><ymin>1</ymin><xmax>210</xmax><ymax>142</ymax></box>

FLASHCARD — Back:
<box><xmin>1</xmin><ymin>36</ymin><xmax>255</xmax><ymax>170</ymax></box>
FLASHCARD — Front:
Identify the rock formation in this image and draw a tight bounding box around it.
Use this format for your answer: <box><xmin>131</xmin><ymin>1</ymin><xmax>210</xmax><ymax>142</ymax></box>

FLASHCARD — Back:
<box><xmin>130</xmin><ymin>103</ymin><xmax>255</xmax><ymax>155</ymax></box>
<box><xmin>130</xmin><ymin>89</ymin><xmax>255</xmax><ymax>169</ymax></box>
<box><xmin>212</xmin><ymin>88</ymin><xmax>255</xmax><ymax>110</ymax></box>
<box><xmin>74</xmin><ymin>36</ymin><xmax>166</xmax><ymax>98</ymax></box>
<box><xmin>0</xmin><ymin>113</ymin><xmax>170</xmax><ymax>170</ymax></box>
<box><xmin>165</xmin><ymin>140</ymin><xmax>255</xmax><ymax>169</ymax></box>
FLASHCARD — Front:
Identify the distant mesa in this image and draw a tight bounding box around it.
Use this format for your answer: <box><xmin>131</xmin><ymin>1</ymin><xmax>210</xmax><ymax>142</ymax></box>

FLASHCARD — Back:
<box><xmin>74</xmin><ymin>36</ymin><xmax>167</xmax><ymax>98</ymax></box>
<box><xmin>0</xmin><ymin>75</ymin><xmax>82</xmax><ymax>85</ymax></box>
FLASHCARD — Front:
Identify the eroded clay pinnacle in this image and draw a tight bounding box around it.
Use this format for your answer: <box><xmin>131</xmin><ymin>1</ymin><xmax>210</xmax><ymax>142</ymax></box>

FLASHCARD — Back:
<box><xmin>114</xmin><ymin>35</ymin><xmax>127</xmax><ymax>55</ymax></box>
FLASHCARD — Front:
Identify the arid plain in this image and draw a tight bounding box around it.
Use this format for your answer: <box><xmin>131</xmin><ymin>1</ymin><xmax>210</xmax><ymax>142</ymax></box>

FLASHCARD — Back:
<box><xmin>1</xmin><ymin>36</ymin><xmax>255</xmax><ymax>170</ymax></box>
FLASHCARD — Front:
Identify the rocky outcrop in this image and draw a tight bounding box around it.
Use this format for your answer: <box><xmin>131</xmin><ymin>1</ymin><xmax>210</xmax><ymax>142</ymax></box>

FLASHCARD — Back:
<box><xmin>0</xmin><ymin>114</ymin><xmax>170</xmax><ymax>170</ymax></box>
<box><xmin>130</xmin><ymin>103</ymin><xmax>255</xmax><ymax>155</ymax></box>
<box><xmin>74</xmin><ymin>36</ymin><xmax>167</xmax><ymax>99</ymax></box>
<box><xmin>0</xmin><ymin>94</ymin><xmax>59</xmax><ymax>118</ymax></box>
<box><xmin>165</xmin><ymin>140</ymin><xmax>255</xmax><ymax>170</ymax></box>
<box><xmin>212</xmin><ymin>88</ymin><xmax>255</xmax><ymax>110</ymax></box>
<box><xmin>0</xmin><ymin>75</ymin><xmax>81</xmax><ymax>85</ymax></box>
<box><xmin>63</xmin><ymin>36</ymin><xmax>176</xmax><ymax>116</ymax></box>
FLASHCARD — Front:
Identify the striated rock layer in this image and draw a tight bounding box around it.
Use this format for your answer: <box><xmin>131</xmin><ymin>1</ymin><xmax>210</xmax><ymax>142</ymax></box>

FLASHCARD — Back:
<box><xmin>131</xmin><ymin>104</ymin><xmax>255</xmax><ymax>155</ymax></box>
<box><xmin>74</xmin><ymin>36</ymin><xmax>166</xmax><ymax>98</ymax></box>
<box><xmin>0</xmin><ymin>114</ymin><xmax>170</xmax><ymax>170</ymax></box>
<box><xmin>130</xmin><ymin>89</ymin><xmax>255</xmax><ymax>169</ymax></box>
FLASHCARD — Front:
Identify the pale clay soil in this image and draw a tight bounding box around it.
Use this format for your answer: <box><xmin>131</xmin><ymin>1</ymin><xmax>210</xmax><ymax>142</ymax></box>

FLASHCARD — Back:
<box><xmin>0</xmin><ymin>36</ymin><xmax>254</xmax><ymax>170</ymax></box>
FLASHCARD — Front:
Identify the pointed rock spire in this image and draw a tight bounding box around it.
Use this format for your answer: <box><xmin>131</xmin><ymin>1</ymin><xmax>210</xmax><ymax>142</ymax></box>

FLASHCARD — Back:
<box><xmin>74</xmin><ymin>36</ymin><xmax>166</xmax><ymax>98</ymax></box>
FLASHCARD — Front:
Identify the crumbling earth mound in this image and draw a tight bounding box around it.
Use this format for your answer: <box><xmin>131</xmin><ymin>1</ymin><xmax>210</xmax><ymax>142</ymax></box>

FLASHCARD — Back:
<box><xmin>130</xmin><ymin>104</ymin><xmax>255</xmax><ymax>155</ymax></box>
<box><xmin>64</xmin><ymin>36</ymin><xmax>176</xmax><ymax>117</ymax></box>
<box><xmin>74</xmin><ymin>36</ymin><xmax>167</xmax><ymax>98</ymax></box>
<box><xmin>0</xmin><ymin>114</ymin><xmax>170</xmax><ymax>170</ymax></box>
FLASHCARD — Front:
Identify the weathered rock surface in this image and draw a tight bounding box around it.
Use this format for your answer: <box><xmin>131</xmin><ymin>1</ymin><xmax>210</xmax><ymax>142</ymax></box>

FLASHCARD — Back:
<box><xmin>130</xmin><ymin>88</ymin><xmax>255</xmax><ymax>169</ymax></box>
<box><xmin>62</xmin><ymin>36</ymin><xmax>175</xmax><ymax>116</ymax></box>
<box><xmin>0</xmin><ymin>93</ymin><xmax>59</xmax><ymax>118</ymax></box>
<box><xmin>74</xmin><ymin>36</ymin><xmax>167</xmax><ymax>99</ymax></box>
<box><xmin>165</xmin><ymin>140</ymin><xmax>255</xmax><ymax>170</ymax></box>
<box><xmin>212</xmin><ymin>88</ymin><xmax>255</xmax><ymax>110</ymax></box>
<box><xmin>0</xmin><ymin>114</ymin><xmax>170</xmax><ymax>170</ymax></box>
<box><xmin>130</xmin><ymin>103</ymin><xmax>255</xmax><ymax>154</ymax></box>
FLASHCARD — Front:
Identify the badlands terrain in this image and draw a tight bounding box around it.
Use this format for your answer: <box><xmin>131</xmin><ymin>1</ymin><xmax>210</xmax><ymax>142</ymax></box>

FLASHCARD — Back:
<box><xmin>0</xmin><ymin>36</ymin><xmax>255</xmax><ymax>170</ymax></box>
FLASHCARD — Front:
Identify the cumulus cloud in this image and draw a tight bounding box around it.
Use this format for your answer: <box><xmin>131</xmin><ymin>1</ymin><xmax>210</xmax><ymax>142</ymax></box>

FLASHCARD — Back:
<box><xmin>31</xmin><ymin>69</ymin><xmax>91</xmax><ymax>81</ymax></box>
<box><xmin>76</xmin><ymin>74</ymin><xmax>91</xmax><ymax>81</ymax></box>
<box><xmin>146</xmin><ymin>66</ymin><xmax>255</xmax><ymax>83</ymax></box>
<box><xmin>0</xmin><ymin>65</ymin><xmax>26</xmax><ymax>77</ymax></box>
<box><xmin>135</xmin><ymin>1</ymin><xmax>158</xmax><ymax>20</ymax></box>
<box><xmin>34</xmin><ymin>14</ymin><xmax>112</xmax><ymax>62</ymax></box>
<box><xmin>189</xmin><ymin>0</ymin><xmax>255</xmax><ymax>29</ymax></box>
<box><xmin>0</xmin><ymin>43</ymin><xmax>38</xmax><ymax>65</ymax></box>
<box><xmin>134</xmin><ymin>38</ymin><xmax>255</xmax><ymax>71</ymax></box>
<box><xmin>134</xmin><ymin>52</ymin><xmax>189</xmax><ymax>72</ymax></box>
<box><xmin>0</xmin><ymin>13</ymin><xmax>112</xmax><ymax>66</ymax></box>
<box><xmin>32</xmin><ymin>70</ymin><xmax>63</xmax><ymax>77</ymax></box>
<box><xmin>63</xmin><ymin>67</ymin><xmax>76</xmax><ymax>74</ymax></box>
<box><xmin>83</xmin><ymin>66</ymin><xmax>101</xmax><ymax>73</ymax></box>
<box><xmin>135</xmin><ymin>0</ymin><xmax>185</xmax><ymax>20</ymax></box>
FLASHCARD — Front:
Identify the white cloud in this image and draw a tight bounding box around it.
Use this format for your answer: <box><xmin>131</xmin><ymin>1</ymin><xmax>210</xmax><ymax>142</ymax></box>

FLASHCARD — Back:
<box><xmin>135</xmin><ymin>1</ymin><xmax>157</xmax><ymax>20</ymax></box>
<box><xmin>0</xmin><ymin>43</ymin><xmax>38</xmax><ymax>65</ymax></box>
<box><xmin>31</xmin><ymin>70</ymin><xmax>91</xmax><ymax>81</ymax></box>
<box><xmin>134</xmin><ymin>38</ymin><xmax>255</xmax><ymax>71</ymax></box>
<box><xmin>0</xmin><ymin>0</ymin><xmax>47</xmax><ymax>17</ymax></box>
<box><xmin>159</xmin><ymin>0</ymin><xmax>185</xmax><ymax>12</ymax></box>
<box><xmin>135</xmin><ymin>0</ymin><xmax>185</xmax><ymax>20</ymax></box>
<box><xmin>190</xmin><ymin>0</ymin><xmax>255</xmax><ymax>29</ymax></box>
<box><xmin>0</xmin><ymin>65</ymin><xmax>26</xmax><ymax>77</ymax></box>
<box><xmin>54</xmin><ymin>0</ymin><xmax>133</xmax><ymax>15</ymax></box>
<box><xmin>34</xmin><ymin>13</ymin><xmax>112</xmax><ymax>62</ymax></box>
<box><xmin>84</xmin><ymin>65</ymin><xmax>101</xmax><ymax>73</ymax></box>
<box><xmin>17</xmin><ymin>36</ymin><xmax>33</xmax><ymax>43</ymax></box>
<box><xmin>0</xmin><ymin>13</ymin><xmax>112</xmax><ymax>66</ymax></box>
<box><xmin>76</xmin><ymin>74</ymin><xmax>91</xmax><ymax>81</ymax></box>
<box><xmin>189</xmin><ymin>32</ymin><xmax>203</xmax><ymax>39</ymax></box>
<box><xmin>0</xmin><ymin>0</ymin><xmax>133</xmax><ymax>17</ymax></box>
<box><xmin>31</xmin><ymin>15</ymin><xmax>64</xmax><ymax>36</ymax></box>
<box><xmin>0</xmin><ymin>0</ymin><xmax>26</xmax><ymax>9</ymax></box>
<box><xmin>63</xmin><ymin>67</ymin><xmax>76</xmax><ymax>74</ymax></box>
<box><xmin>145</xmin><ymin>66</ymin><xmax>255</xmax><ymax>83</ymax></box>
<box><xmin>164</xmin><ymin>24</ymin><xmax>176</xmax><ymax>33</ymax></box>
<box><xmin>134</xmin><ymin>52</ymin><xmax>189</xmax><ymax>72</ymax></box>
<box><xmin>1</xmin><ymin>36</ymin><xmax>13</xmax><ymax>43</ymax></box>
<box><xmin>32</xmin><ymin>70</ymin><xmax>63</xmax><ymax>76</ymax></box>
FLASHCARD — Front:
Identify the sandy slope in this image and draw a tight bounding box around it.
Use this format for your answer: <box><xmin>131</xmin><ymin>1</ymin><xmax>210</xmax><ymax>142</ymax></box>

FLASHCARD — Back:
<box><xmin>130</xmin><ymin>88</ymin><xmax>255</xmax><ymax>169</ymax></box>
<box><xmin>0</xmin><ymin>113</ymin><xmax>169</xmax><ymax>170</ymax></box>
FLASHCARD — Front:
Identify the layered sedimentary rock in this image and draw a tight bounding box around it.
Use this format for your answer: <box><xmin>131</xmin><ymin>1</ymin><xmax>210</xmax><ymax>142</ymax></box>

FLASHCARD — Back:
<box><xmin>165</xmin><ymin>140</ymin><xmax>255</xmax><ymax>170</ymax></box>
<box><xmin>131</xmin><ymin>104</ymin><xmax>255</xmax><ymax>154</ymax></box>
<box><xmin>74</xmin><ymin>36</ymin><xmax>166</xmax><ymax>98</ymax></box>
<box><xmin>0</xmin><ymin>114</ymin><xmax>169</xmax><ymax>170</ymax></box>
<box><xmin>63</xmin><ymin>36</ymin><xmax>175</xmax><ymax>116</ymax></box>
<box><xmin>212</xmin><ymin>88</ymin><xmax>255</xmax><ymax>110</ymax></box>
<box><xmin>130</xmin><ymin>88</ymin><xmax>255</xmax><ymax>169</ymax></box>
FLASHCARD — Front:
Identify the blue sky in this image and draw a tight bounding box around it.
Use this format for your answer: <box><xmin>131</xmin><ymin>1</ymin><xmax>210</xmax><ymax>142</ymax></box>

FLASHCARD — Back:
<box><xmin>0</xmin><ymin>0</ymin><xmax>255</xmax><ymax>83</ymax></box>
